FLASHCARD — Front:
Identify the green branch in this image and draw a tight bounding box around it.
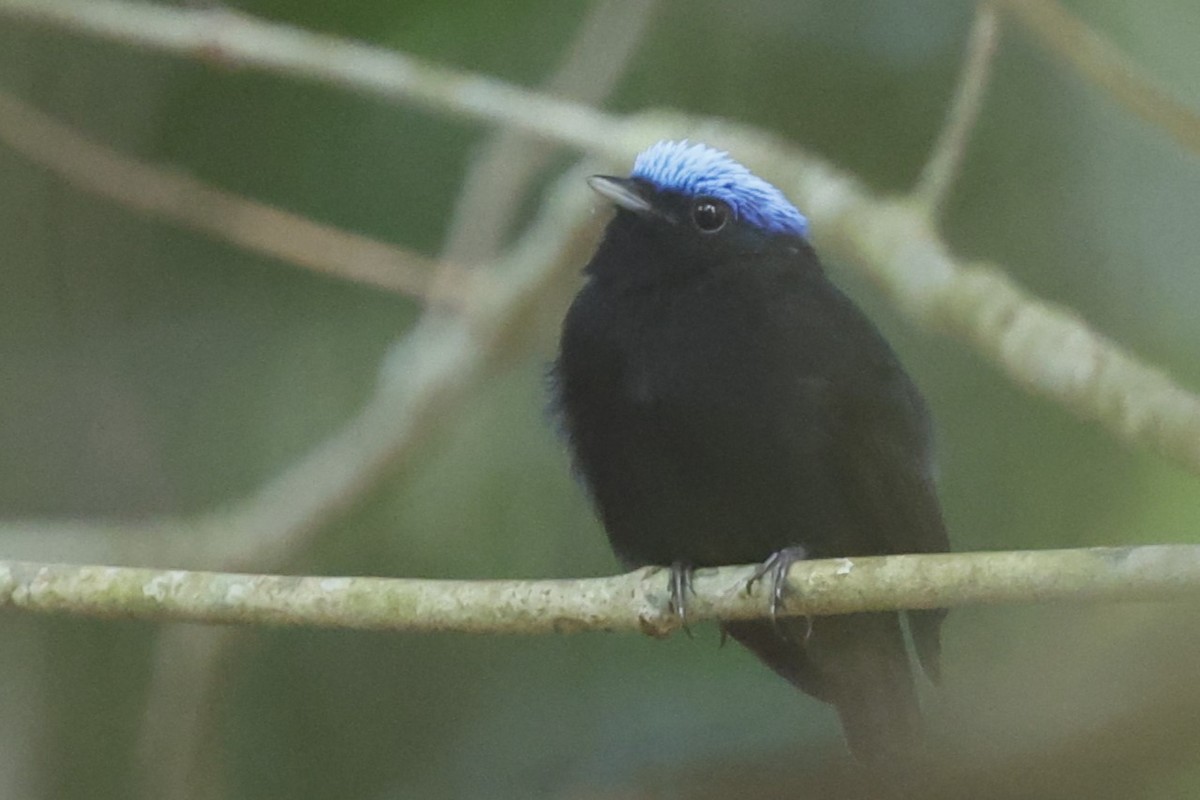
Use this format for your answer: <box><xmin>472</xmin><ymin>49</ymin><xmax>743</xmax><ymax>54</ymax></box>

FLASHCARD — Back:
<box><xmin>998</xmin><ymin>0</ymin><xmax>1200</xmax><ymax>159</ymax></box>
<box><xmin>3</xmin><ymin>546</ymin><xmax>1198</xmax><ymax>635</ymax></box>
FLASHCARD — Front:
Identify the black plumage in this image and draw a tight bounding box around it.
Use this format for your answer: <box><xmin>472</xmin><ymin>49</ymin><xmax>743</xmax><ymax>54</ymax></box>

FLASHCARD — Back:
<box><xmin>552</xmin><ymin>142</ymin><xmax>949</xmax><ymax>761</ymax></box>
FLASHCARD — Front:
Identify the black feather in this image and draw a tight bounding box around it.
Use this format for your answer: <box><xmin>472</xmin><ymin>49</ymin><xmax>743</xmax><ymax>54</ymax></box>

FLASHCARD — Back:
<box><xmin>553</xmin><ymin>149</ymin><xmax>950</xmax><ymax>761</ymax></box>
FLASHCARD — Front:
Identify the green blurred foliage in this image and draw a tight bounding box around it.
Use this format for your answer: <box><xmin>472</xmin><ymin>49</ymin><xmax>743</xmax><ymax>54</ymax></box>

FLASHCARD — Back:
<box><xmin>2</xmin><ymin>0</ymin><xmax>1200</xmax><ymax>798</ymax></box>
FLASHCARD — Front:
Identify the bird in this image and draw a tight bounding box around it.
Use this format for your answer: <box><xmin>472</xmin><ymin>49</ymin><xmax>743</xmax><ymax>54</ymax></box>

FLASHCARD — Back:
<box><xmin>552</xmin><ymin>140</ymin><xmax>950</xmax><ymax>762</ymax></box>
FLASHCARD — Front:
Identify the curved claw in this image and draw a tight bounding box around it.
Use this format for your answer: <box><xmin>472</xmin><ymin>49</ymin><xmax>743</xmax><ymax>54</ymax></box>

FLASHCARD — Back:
<box><xmin>668</xmin><ymin>561</ymin><xmax>695</xmax><ymax>637</ymax></box>
<box><xmin>746</xmin><ymin>546</ymin><xmax>808</xmax><ymax>638</ymax></box>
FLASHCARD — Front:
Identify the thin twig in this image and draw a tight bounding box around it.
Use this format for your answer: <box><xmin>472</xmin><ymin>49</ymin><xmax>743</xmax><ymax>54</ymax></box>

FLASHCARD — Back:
<box><xmin>0</xmin><ymin>88</ymin><xmax>453</xmax><ymax>299</ymax></box>
<box><xmin>913</xmin><ymin>2</ymin><xmax>1001</xmax><ymax>215</ymax></box>
<box><xmin>209</xmin><ymin>165</ymin><xmax>599</xmax><ymax>570</ymax></box>
<box><xmin>998</xmin><ymin>0</ymin><xmax>1200</xmax><ymax>158</ymax></box>
<box><xmin>0</xmin><ymin>0</ymin><xmax>631</xmax><ymax>155</ymax></box>
<box><xmin>440</xmin><ymin>0</ymin><xmax>658</xmax><ymax>267</ymax></box>
<box><xmin>1</xmin><ymin>546</ymin><xmax>1198</xmax><ymax>634</ymax></box>
<box><xmin>777</xmin><ymin>144</ymin><xmax>1200</xmax><ymax>472</ymax></box>
<box><xmin>131</xmin><ymin>3</ymin><xmax>650</xmax><ymax>784</ymax></box>
<box><xmin>0</xmin><ymin>164</ymin><xmax>600</xmax><ymax>570</ymax></box>
<box><xmin>126</xmin><ymin>166</ymin><xmax>601</xmax><ymax>799</ymax></box>
<box><xmin>132</xmin><ymin>4</ymin><xmax>653</xmax><ymax>786</ymax></box>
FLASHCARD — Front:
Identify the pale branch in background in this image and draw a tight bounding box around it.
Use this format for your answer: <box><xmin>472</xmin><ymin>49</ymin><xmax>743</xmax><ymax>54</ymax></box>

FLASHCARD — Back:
<box><xmin>136</xmin><ymin>2</ymin><xmax>655</xmax><ymax>789</ymax></box>
<box><xmin>136</xmin><ymin>1</ymin><xmax>650</xmax><ymax>779</ymax></box>
<box><xmin>913</xmin><ymin>2</ymin><xmax>1000</xmax><ymax>216</ymax></box>
<box><xmin>175</xmin><ymin>167</ymin><xmax>598</xmax><ymax>572</ymax></box>
<box><xmin>440</xmin><ymin>0</ymin><xmax>658</xmax><ymax>267</ymax></box>
<box><xmin>12</xmin><ymin>0</ymin><xmax>1196</xmax><ymax>169</ymax></box>
<box><xmin>3</xmin><ymin>0</ymin><xmax>1199</xmax><ymax>480</ymax></box>
<box><xmin>0</xmin><ymin>165</ymin><xmax>599</xmax><ymax>570</ymax></box>
<box><xmin>238</xmin><ymin>178</ymin><xmax>594</xmax><ymax>566</ymax></box>
<box><xmin>137</xmin><ymin>627</ymin><xmax>231</xmax><ymax>800</ymax></box>
<box><xmin>0</xmin><ymin>89</ymin><xmax>448</xmax><ymax>300</ymax></box>
<box><xmin>0</xmin><ymin>0</ymin><xmax>626</xmax><ymax>154</ymax></box>
<box><xmin>0</xmin><ymin>519</ymin><xmax>163</xmax><ymax>566</ymax></box>
<box><xmin>131</xmin><ymin>177</ymin><xmax>600</xmax><ymax>800</ymax></box>
<box><xmin>774</xmin><ymin>153</ymin><xmax>1200</xmax><ymax>474</ymax></box>
<box><xmin>1</xmin><ymin>546</ymin><xmax>1198</xmax><ymax>634</ymax></box>
<box><xmin>127</xmin><ymin>169</ymin><xmax>599</xmax><ymax>800</ymax></box>
<box><xmin>997</xmin><ymin>0</ymin><xmax>1200</xmax><ymax>159</ymax></box>
<box><xmin>0</xmin><ymin>2</ymin><xmax>1196</xmax><ymax>795</ymax></box>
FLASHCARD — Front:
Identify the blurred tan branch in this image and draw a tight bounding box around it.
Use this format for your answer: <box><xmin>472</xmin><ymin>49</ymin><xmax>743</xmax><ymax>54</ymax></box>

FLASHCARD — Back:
<box><xmin>1</xmin><ymin>546</ymin><xmax>1198</xmax><ymax>634</ymax></box>
<box><xmin>129</xmin><ymin>166</ymin><xmax>599</xmax><ymax>799</ymax></box>
<box><xmin>130</xmin><ymin>4</ymin><xmax>653</xmax><ymax>792</ymax></box>
<box><xmin>0</xmin><ymin>166</ymin><xmax>598</xmax><ymax>571</ymax></box>
<box><xmin>4</xmin><ymin>0</ymin><xmax>1199</xmax><ymax>478</ymax></box>
<box><xmin>0</xmin><ymin>0</ymin><xmax>625</xmax><ymax>152</ymax></box>
<box><xmin>914</xmin><ymin>2</ymin><xmax>1000</xmax><ymax>215</ymax></box>
<box><xmin>441</xmin><ymin>0</ymin><xmax>658</xmax><ymax>267</ymax></box>
<box><xmin>0</xmin><ymin>160</ymin><xmax>598</xmax><ymax>798</ymax></box>
<box><xmin>997</xmin><ymin>0</ymin><xmax>1200</xmax><ymax>158</ymax></box>
<box><xmin>0</xmin><ymin>89</ymin><xmax>451</xmax><ymax>299</ymax></box>
<box><xmin>1</xmin><ymin>3</ymin><xmax>1195</xmax><ymax>798</ymax></box>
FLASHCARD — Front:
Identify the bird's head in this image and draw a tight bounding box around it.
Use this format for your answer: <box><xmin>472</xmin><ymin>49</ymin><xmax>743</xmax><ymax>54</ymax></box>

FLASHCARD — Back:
<box><xmin>586</xmin><ymin>140</ymin><xmax>810</xmax><ymax>280</ymax></box>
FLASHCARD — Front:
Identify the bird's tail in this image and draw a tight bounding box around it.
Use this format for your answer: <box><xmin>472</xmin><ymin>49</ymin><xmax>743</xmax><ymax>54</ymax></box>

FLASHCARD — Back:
<box><xmin>723</xmin><ymin>611</ymin><xmax>924</xmax><ymax>763</ymax></box>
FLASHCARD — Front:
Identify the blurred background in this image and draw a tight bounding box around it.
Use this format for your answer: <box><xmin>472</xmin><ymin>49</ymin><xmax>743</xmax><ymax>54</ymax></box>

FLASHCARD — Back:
<box><xmin>3</xmin><ymin>0</ymin><xmax>1200</xmax><ymax>798</ymax></box>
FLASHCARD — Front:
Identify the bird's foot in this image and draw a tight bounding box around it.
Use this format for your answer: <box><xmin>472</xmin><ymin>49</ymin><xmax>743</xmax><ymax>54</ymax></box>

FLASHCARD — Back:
<box><xmin>745</xmin><ymin>546</ymin><xmax>810</xmax><ymax>640</ymax></box>
<box><xmin>667</xmin><ymin>561</ymin><xmax>695</xmax><ymax>637</ymax></box>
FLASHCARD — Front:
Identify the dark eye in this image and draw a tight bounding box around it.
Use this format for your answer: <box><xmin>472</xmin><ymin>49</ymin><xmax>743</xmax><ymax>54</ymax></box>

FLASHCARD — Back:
<box><xmin>691</xmin><ymin>199</ymin><xmax>728</xmax><ymax>233</ymax></box>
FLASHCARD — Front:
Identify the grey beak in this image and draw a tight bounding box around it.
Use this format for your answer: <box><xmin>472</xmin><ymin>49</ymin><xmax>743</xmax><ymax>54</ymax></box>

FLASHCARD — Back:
<box><xmin>587</xmin><ymin>175</ymin><xmax>654</xmax><ymax>216</ymax></box>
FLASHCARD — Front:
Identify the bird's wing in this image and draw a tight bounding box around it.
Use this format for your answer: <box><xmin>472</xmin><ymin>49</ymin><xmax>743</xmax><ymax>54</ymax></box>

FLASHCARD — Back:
<box><xmin>828</xmin><ymin>369</ymin><xmax>948</xmax><ymax>555</ymax></box>
<box><xmin>822</xmin><ymin>364</ymin><xmax>950</xmax><ymax>682</ymax></box>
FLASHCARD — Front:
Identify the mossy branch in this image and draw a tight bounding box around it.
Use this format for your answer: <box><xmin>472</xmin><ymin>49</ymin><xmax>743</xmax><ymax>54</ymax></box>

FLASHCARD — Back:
<box><xmin>2</xmin><ymin>546</ymin><xmax>1198</xmax><ymax>635</ymax></box>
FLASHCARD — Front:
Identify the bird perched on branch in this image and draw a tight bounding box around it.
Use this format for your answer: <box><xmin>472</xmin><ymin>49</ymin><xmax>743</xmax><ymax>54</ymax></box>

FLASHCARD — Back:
<box><xmin>553</xmin><ymin>140</ymin><xmax>949</xmax><ymax>762</ymax></box>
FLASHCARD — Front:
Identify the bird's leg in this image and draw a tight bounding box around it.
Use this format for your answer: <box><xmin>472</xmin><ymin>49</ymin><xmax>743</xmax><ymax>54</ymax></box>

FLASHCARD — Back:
<box><xmin>745</xmin><ymin>546</ymin><xmax>808</xmax><ymax>638</ymax></box>
<box><xmin>668</xmin><ymin>561</ymin><xmax>695</xmax><ymax>637</ymax></box>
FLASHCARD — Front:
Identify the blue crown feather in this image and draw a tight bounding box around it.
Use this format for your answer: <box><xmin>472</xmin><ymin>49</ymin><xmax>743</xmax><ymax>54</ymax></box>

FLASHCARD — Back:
<box><xmin>630</xmin><ymin>140</ymin><xmax>809</xmax><ymax>238</ymax></box>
